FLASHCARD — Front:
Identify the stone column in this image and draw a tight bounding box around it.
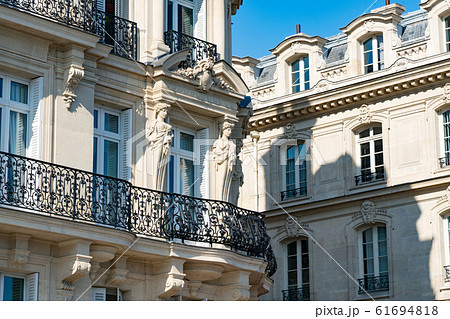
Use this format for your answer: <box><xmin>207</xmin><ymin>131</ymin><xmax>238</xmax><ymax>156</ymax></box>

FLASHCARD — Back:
<box><xmin>150</xmin><ymin>0</ymin><xmax>170</xmax><ymax>61</ymax></box>
<box><xmin>212</xmin><ymin>0</ymin><xmax>226</xmax><ymax>61</ymax></box>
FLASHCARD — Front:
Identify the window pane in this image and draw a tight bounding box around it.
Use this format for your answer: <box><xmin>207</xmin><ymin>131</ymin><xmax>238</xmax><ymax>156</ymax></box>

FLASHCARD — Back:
<box><xmin>104</xmin><ymin>113</ymin><xmax>119</xmax><ymax>134</ymax></box>
<box><xmin>288</xmin><ymin>256</ymin><xmax>297</xmax><ymax>270</ymax></box>
<box><xmin>9</xmin><ymin>111</ymin><xmax>27</xmax><ymax>156</ymax></box>
<box><xmin>288</xmin><ymin>271</ymin><xmax>298</xmax><ymax>286</ymax></box>
<box><xmin>375</xmin><ymin>153</ymin><xmax>384</xmax><ymax>166</ymax></box>
<box><xmin>104</xmin><ymin>140</ymin><xmax>119</xmax><ymax>178</ymax></box>
<box><xmin>180</xmin><ymin>132</ymin><xmax>194</xmax><ymax>152</ymax></box>
<box><xmin>168</xmin><ymin>1</ymin><xmax>173</xmax><ymax>30</ymax></box>
<box><xmin>179</xmin><ymin>5</ymin><xmax>193</xmax><ymax>36</ymax></box>
<box><xmin>374</xmin><ymin>139</ymin><xmax>383</xmax><ymax>152</ymax></box>
<box><xmin>364</xmin><ymin>51</ymin><xmax>373</xmax><ymax>66</ymax></box>
<box><xmin>379</xmin><ymin>256</ymin><xmax>388</xmax><ymax>273</ymax></box>
<box><xmin>359</xmin><ymin>129</ymin><xmax>370</xmax><ymax>138</ymax></box>
<box><xmin>303</xmin><ymin>56</ymin><xmax>309</xmax><ymax>69</ymax></box>
<box><xmin>363</xmin><ymin>39</ymin><xmax>373</xmax><ymax>52</ymax></box>
<box><xmin>168</xmin><ymin>155</ymin><xmax>175</xmax><ymax>193</ymax></box>
<box><xmin>10</xmin><ymin>81</ymin><xmax>28</xmax><ymax>104</ymax></box>
<box><xmin>0</xmin><ymin>77</ymin><xmax>3</xmax><ymax>98</ymax></box>
<box><xmin>287</xmin><ymin>241</ymin><xmax>297</xmax><ymax>256</ymax></box>
<box><xmin>93</xmin><ymin>137</ymin><xmax>98</xmax><ymax>174</ymax></box>
<box><xmin>373</xmin><ymin>126</ymin><xmax>382</xmax><ymax>135</ymax></box>
<box><xmin>3</xmin><ymin>276</ymin><xmax>24</xmax><ymax>301</ymax></box>
<box><xmin>180</xmin><ymin>158</ymin><xmax>194</xmax><ymax>196</ymax></box>
<box><xmin>360</xmin><ymin>142</ymin><xmax>370</xmax><ymax>156</ymax></box>
<box><xmin>363</xmin><ymin>228</ymin><xmax>373</xmax><ymax>245</ymax></box>
<box><xmin>446</xmin><ymin>17</ymin><xmax>450</xmax><ymax>28</ymax></box>
<box><xmin>301</xmin><ymin>239</ymin><xmax>308</xmax><ymax>253</ymax></box>
<box><xmin>302</xmin><ymin>269</ymin><xmax>309</xmax><ymax>283</ymax></box>
<box><xmin>292</xmin><ymin>60</ymin><xmax>300</xmax><ymax>72</ymax></box>
<box><xmin>94</xmin><ymin>110</ymin><xmax>98</xmax><ymax>129</ymax></box>
<box><xmin>301</xmin><ymin>254</ymin><xmax>309</xmax><ymax>268</ymax></box>
<box><xmin>287</xmin><ymin>146</ymin><xmax>295</xmax><ymax>159</ymax></box>
<box><xmin>365</xmin><ymin>64</ymin><xmax>373</xmax><ymax>74</ymax></box>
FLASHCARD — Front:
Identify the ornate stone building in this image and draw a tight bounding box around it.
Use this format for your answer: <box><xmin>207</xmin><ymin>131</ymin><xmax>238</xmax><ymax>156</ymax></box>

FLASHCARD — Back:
<box><xmin>235</xmin><ymin>0</ymin><xmax>450</xmax><ymax>300</ymax></box>
<box><xmin>0</xmin><ymin>0</ymin><xmax>276</xmax><ymax>300</ymax></box>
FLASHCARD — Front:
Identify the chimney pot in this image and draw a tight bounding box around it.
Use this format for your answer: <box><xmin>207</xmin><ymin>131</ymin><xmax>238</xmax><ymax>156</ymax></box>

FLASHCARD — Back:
<box><xmin>296</xmin><ymin>24</ymin><xmax>301</xmax><ymax>34</ymax></box>
<box><xmin>385</xmin><ymin>0</ymin><xmax>390</xmax><ymax>5</ymax></box>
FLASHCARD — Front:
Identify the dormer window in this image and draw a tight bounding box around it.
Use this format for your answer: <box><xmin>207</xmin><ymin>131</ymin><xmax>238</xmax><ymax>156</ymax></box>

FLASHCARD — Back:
<box><xmin>445</xmin><ymin>16</ymin><xmax>450</xmax><ymax>52</ymax></box>
<box><xmin>363</xmin><ymin>36</ymin><xmax>384</xmax><ymax>74</ymax></box>
<box><xmin>291</xmin><ymin>56</ymin><xmax>310</xmax><ymax>93</ymax></box>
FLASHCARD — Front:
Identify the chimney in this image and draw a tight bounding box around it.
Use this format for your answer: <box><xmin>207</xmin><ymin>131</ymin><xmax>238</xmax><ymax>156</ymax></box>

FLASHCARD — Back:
<box><xmin>296</xmin><ymin>24</ymin><xmax>301</xmax><ymax>34</ymax></box>
<box><xmin>385</xmin><ymin>0</ymin><xmax>390</xmax><ymax>5</ymax></box>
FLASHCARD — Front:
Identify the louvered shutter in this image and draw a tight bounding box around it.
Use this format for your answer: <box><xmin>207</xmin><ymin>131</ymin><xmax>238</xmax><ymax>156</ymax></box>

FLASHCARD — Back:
<box><xmin>25</xmin><ymin>273</ymin><xmax>38</xmax><ymax>301</ymax></box>
<box><xmin>115</xmin><ymin>0</ymin><xmax>122</xmax><ymax>17</ymax></box>
<box><xmin>117</xmin><ymin>288</ymin><xmax>123</xmax><ymax>301</ymax></box>
<box><xmin>121</xmin><ymin>108</ymin><xmax>132</xmax><ymax>181</ymax></box>
<box><xmin>28</xmin><ymin>77</ymin><xmax>42</xmax><ymax>160</ymax></box>
<box><xmin>96</xmin><ymin>0</ymin><xmax>105</xmax><ymax>12</ymax></box>
<box><xmin>91</xmin><ymin>287</ymin><xmax>106</xmax><ymax>301</ymax></box>
<box><xmin>194</xmin><ymin>0</ymin><xmax>206</xmax><ymax>40</ymax></box>
<box><xmin>196</xmin><ymin>128</ymin><xmax>209</xmax><ymax>198</ymax></box>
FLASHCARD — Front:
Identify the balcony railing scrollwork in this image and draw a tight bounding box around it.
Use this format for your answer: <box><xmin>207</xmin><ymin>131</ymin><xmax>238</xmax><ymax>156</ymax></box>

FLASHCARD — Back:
<box><xmin>0</xmin><ymin>0</ymin><xmax>137</xmax><ymax>60</ymax></box>
<box><xmin>439</xmin><ymin>155</ymin><xmax>450</xmax><ymax>169</ymax></box>
<box><xmin>355</xmin><ymin>170</ymin><xmax>385</xmax><ymax>186</ymax></box>
<box><xmin>282</xmin><ymin>285</ymin><xmax>310</xmax><ymax>301</ymax></box>
<box><xmin>281</xmin><ymin>186</ymin><xmax>307</xmax><ymax>201</ymax></box>
<box><xmin>357</xmin><ymin>275</ymin><xmax>389</xmax><ymax>293</ymax></box>
<box><xmin>164</xmin><ymin>30</ymin><xmax>218</xmax><ymax>68</ymax></box>
<box><xmin>0</xmin><ymin>151</ymin><xmax>276</xmax><ymax>277</ymax></box>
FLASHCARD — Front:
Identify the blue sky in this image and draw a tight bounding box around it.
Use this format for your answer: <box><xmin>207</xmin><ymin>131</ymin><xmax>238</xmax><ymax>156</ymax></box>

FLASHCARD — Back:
<box><xmin>232</xmin><ymin>0</ymin><xmax>421</xmax><ymax>59</ymax></box>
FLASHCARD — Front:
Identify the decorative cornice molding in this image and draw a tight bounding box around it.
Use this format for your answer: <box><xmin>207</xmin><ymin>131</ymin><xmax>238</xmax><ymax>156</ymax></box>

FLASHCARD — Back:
<box><xmin>63</xmin><ymin>65</ymin><xmax>84</xmax><ymax>109</ymax></box>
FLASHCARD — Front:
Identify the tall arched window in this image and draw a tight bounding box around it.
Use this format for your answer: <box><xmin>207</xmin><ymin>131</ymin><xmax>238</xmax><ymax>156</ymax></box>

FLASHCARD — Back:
<box><xmin>291</xmin><ymin>56</ymin><xmax>310</xmax><ymax>93</ymax></box>
<box><xmin>445</xmin><ymin>16</ymin><xmax>450</xmax><ymax>52</ymax></box>
<box><xmin>363</xmin><ymin>35</ymin><xmax>384</xmax><ymax>74</ymax></box>
<box><xmin>355</xmin><ymin>125</ymin><xmax>384</xmax><ymax>185</ymax></box>
<box><xmin>358</xmin><ymin>225</ymin><xmax>389</xmax><ymax>293</ymax></box>
<box><xmin>282</xmin><ymin>239</ymin><xmax>310</xmax><ymax>301</ymax></box>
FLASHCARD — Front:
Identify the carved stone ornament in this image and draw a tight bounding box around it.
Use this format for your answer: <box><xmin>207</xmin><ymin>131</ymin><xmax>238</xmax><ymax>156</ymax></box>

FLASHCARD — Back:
<box><xmin>443</xmin><ymin>83</ymin><xmax>450</xmax><ymax>102</ymax></box>
<box><xmin>232</xmin><ymin>287</ymin><xmax>251</xmax><ymax>301</ymax></box>
<box><xmin>188</xmin><ymin>281</ymin><xmax>202</xmax><ymax>297</ymax></box>
<box><xmin>290</xmin><ymin>42</ymin><xmax>303</xmax><ymax>54</ymax></box>
<box><xmin>353</xmin><ymin>200</ymin><xmax>386</xmax><ymax>224</ymax></box>
<box><xmin>284</xmin><ymin>123</ymin><xmax>297</xmax><ymax>140</ymax></box>
<box><xmin>176</xmin><ymin>58</ymin><xmax>235</xmax><ymax>92</ymax></box>
<box><xmin>63</xmin><ymin>66</ymin><xmax>84</xmax><ymax>109</ymax></box>
<box><xmin>438</xmin><ymin>185</ymin><xmax>450</xmax><ymax>205</ymax></box>
<box><xmin>425</xmin><ymin>25</ymin><xmax>431</xmax><ymax>39</ymax></box>
<box><xmin>8</xmin><ymin>249</ymin><xmax>30</xmax><ymax>269</ymax></box>
<box><xmin>106</xmin><ymin>268</ymin><xmax>129</xmax><ymax>287</ymax></box>
<box><xmin>363</xmin><ymin>20</ymin><xmax>375</xmax><ymax>33</ymax></box>
<box><xmin>285</xmin><ymin>216</ymin><xmax>309</xmax><ymax>238</ymax></box>
<box><xmin>159</xmin><ymin>274</ymin><xmax>185</xmax><ymax>299</ymax></box>
<box><xmin>358</xmin><ymin>104</ymin><xmax>372</xmax><ymax>124</ymax></box>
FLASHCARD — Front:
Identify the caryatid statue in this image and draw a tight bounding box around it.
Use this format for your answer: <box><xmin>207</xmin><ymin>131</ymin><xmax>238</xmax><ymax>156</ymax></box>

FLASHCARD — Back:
<box><xmin>147</xmin><ymin>102</ymin><xmax>173</xmax><ymax>191</ymax></box>
<box><xmin>212</xmin><ymin>121</ymin><xmax>237</xmax><ymax>202</ymax></box>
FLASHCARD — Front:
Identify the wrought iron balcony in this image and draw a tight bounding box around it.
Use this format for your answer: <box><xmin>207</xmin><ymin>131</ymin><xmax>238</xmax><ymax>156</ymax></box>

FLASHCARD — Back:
<box><xmin>358</xmin><ymin>275</ymin><xmax>389</xmax><ymax>293</ymax></box>
<box><xmin>282</xmin><ymin>285</ymin><xmax>310</xmax><ymax>301</ymax></box>
<box><xmin>0</xmin><ymin>0</ymin><xmax>137</xmax><ymax>60</ymax></box>
<box><xmin>0</xmin><ymin>151</ymin><xmax>276</xmax><ymax>277</ymax></box>
<box><xmin>164</xmin><ymin>30</ymin><xmax>218</xmax><ymax>68</ymax></box>
<box><xmin>281</xmin><ymin>186</ymin><xmax>307</xmax><ymax>201</ymax></box>
<box><xmin>445</xmin><ymin>265</ymin><xmax>450</xmax><ymax>282</ymax></box>
<box><xmin>355</xmin><ymin>170</ymin><xmax>385</xmax><ymax>186</ymax></box>
<box><xmin>439</xmin><ymin>155</ymin><xmax>450</xmax><ymax>169</ymax></box>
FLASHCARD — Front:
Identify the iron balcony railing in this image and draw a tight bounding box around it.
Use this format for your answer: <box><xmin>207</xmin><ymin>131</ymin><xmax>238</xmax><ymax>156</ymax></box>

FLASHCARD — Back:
<box><xmin>282</xmin><ymin>285</ymin><xmax>310</xmax><ymax>301</ymax></box>
<box><xmin>0</xmin><ymin>151</ymin><xmax>276</xmax><ymax>277</ymax></box>
<box><xmin>355</xmin><ymin>170</ymin><xmax>385</xmax><ymax>186</ymax></box>
<box><xmin>164</xmin><ymin>30</ymin><xmax>218</xmax><ymax>68</ymax></box>
<box><xmin>358</xmin><ymin>275</ymin><xmax>389</xmax><ymax>293</ymax></box>
<box><xmin>445</xmin><ymin>265</ymin><xmax>450</xmax><ymax>282</ymax></box>
<box><xmin>439</xmin><ymin>155</ymin><xmax>450</xmax><ymax>169</ymax></box>
<box><xmin>281</xmin><ymin>186</ymin><xmax>307</xmax><ymax>201</ymax></box>
<box><xmin>0</xmin><ymin>0</ymin><xmax>137</xmax><ymax>60</ymax></box>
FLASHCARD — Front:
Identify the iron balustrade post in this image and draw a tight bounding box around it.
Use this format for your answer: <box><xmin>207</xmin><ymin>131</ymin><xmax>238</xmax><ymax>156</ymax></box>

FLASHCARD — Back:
<box><xmin>72</xmin><ymin>171</ymin><xmax>77</xmax><ymax>220</ymax></box>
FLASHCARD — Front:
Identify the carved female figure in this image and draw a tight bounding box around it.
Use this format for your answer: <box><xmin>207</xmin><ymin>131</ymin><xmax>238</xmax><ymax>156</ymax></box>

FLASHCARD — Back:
<box><xmin>212</xmin><ymin>121</ymin><xmax>236</xmax><ymax>202</ymax></box>
<box><xmin>147</xmin><ymin>103</ymin><xmax>173</xmax><ymax>191</ymax></box>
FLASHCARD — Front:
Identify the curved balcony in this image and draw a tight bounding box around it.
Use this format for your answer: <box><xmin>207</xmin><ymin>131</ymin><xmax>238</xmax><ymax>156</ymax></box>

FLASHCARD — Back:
<box><xmin>0</xmin><ymin>151</ymin><xmax>276</xmax><ymax>277</ymax></box>
<box><xmin>0</xmin><ymin>0</ymin><xmax>137</xmax><ymax>59</ymax></box>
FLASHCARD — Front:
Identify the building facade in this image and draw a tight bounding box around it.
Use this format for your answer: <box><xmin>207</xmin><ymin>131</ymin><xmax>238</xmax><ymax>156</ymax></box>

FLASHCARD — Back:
<box><xmin>235</xmin><ymin>0</ymin><xmax>450</xmax><ymax>301</ymax></box>
<box><xmin>0</xmin><ymin>0</ymin><xmax>277</xmax><ymax>301</ymax></box>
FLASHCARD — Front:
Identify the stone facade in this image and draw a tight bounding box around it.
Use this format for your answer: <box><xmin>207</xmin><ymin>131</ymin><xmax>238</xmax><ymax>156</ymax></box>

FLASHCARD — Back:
<box><xmin>235</xmin><ymin>0</ymin><xmax>450</xmax><ymax>300</ymax></box>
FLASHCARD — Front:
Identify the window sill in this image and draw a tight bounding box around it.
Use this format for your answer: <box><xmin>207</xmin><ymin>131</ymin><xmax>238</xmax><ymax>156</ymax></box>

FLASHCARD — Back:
<box><xmin>280</xmin><ymin>195</ymin><xmax>311</xmax><ymax>204</ymax></box>
<box><xmin>349</xmin><ymin>179</ymin><xmax>386</xmax><ymax>191</ymax></box>
<box><xmin>353</xmin><ymin>290</ymin><xmax>390</xmax><ymax>301</ymax></box>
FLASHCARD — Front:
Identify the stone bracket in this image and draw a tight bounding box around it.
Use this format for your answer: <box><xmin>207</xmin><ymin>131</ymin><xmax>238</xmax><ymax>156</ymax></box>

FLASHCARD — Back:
<box><xmin>8</xmin><ymin>249</ymin><xmax>30</xmax><ymax>269</ymax></box>
<box><xmin>106</xmin><ymin>268</ymin><xmax>129</xmax><ymax>287</ymax></box>
<box><xmin>63</xmin><ymin>65</ymin><xmax>84</xmax><ymax>109</ymax></box>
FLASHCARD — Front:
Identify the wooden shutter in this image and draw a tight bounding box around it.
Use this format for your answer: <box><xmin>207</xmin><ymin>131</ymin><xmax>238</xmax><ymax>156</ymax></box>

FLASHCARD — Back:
<box><xmin>28</xmin><ymin>77</ymin><xmax>43</xmax><ymax>160</ymax></box>
<box><xmin>121</xmin><ymin>108</ymin><xmax>132</xmax><ymax>181</ymax></box>
<box><xmin>196</xmin><ymin>128</ymin><xmax>209</xmax><ymax>198</ymax></box>
<box><xmin>91</xmin><ymin>287</ymin><xmax>106</xmax><ymax>301</ymax></box>
<box><xmin>96</xmin><ymin>0</ymin><xmax>105</xmax><ymax>12</ymax></box>
<box><xmin>25</xmin><ymin>273</ymin><xmax>38</xmax><ymax>301</ymax></box>
<box><xmin>194</xmin><ymin>0</ymin><xmax>206</xmax><ymax>40</ymax></box>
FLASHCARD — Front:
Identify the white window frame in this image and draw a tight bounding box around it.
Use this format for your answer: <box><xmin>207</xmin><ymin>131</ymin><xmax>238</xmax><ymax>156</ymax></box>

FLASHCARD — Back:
<box><xmin>291</xmin><ymin>56</ymin><xmax>310</xmax><ymax>93</ymax></box>
<box><xmin>168</xmin><ymin>126</ymin><xmax>199</xmax><ymax>197</ymax></box>
<box><xmin>0</xmin><ymin>74</ymin><xmax>31</xmax><ymax>155</ymax></box>
<box><xmin>358</xmin><ymin>225</ymin><xmax>388</xmax><ymax>279</ymax></box>
<box><xmin>166</xmin><ymin>0</ymin><xmax>195</xmax><ymax>34</ymax></box>
<box><xmin>445</xmin><ymin>15</ymin><xmax>450</xmax><ymax>52</ymax></box>
<box><xmin>355</xmin><ymin>126</ymin><xmax>384</xmax><ymax>183</ymax></box>
<box><xmin>91</xmin><ymin>287</ymin><xmax>123</xmax><ymax>301</ymax></box>
<box><xmin>93</xmin><ymin>107</ymin><xmax>122</xmax><ymax>178</ymax></box>
<box><xmin>282</xmin><ymin>141</ymin><xmax>308</xmax><ymax>199</ymax></box>
<box><xmin>285</xmin><ymin>239</ymin><xmax>309</xmax><ymax>291</ymax></box>
<box><xmin>0</xmin><ymin>272</ymin><xmax>38</xmax><ymax>301</ymax></box>
<box><xmin>443</xmin><ymin>215</ymin><xmax>450</xmax><ymax>268</ymax></box>
<box><xmin>362</xmin><ymin>35</ymin><xmax>384</xmax><ymax>74</ymax></box>
<box><xmin>166</xmin><ymin>0</ymin><xmax>206</xmax><ymax>40</ymax></box>
<box><xmin>438</xmin><ymin>109</ymin><xmax>450</xmax><ymax>168</ymax></box>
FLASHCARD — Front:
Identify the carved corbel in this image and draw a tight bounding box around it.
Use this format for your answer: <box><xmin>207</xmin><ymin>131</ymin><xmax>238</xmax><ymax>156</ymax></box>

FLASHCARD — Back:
<box><xmin>218</xmin><ymin>270</ymin><xmax>251</xmax><ymax>301</ymax></box>
<box><xmin>153</xmin><ymin>257</ymin><xmax>186</xmax><ymax>299</ymax></box>
<box><xmin>160</xmin><ymin>273</ymin><xmax>185</xmax><ymax>299</ymax></box>
<box><xmin>56</xmin><ymin>254</ymin><xmax>92</xmax><ymax>300</ymax></box>
<box><xmin>8</xmin><ymin>249</ymin><xmax>30</xmax><ymax>269</ymax></box>
<box><xmin>187</xmin><ymin>281</ymin><xmax>202</xmax><ymax>298</ymax></box>
<box><xmin>106</xmin><ymin>268</ymin><xmax>129</xmax><ymax>287</ymax></box>
<box><xmin>63</xmin><ymin>65</ymin><xmax>84</xmax><ymax>109</ymax></box>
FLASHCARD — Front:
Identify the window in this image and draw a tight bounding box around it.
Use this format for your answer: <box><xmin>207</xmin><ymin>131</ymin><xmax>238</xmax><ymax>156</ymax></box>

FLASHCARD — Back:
<box><xmin>444</xmin><ymin>216</ymin><xmax>450</xmax><ymax>281</ymax></box>
<box><xmin>356</xmin><ymin>126</ymin><xmax>384</xmax><ymax>185</ymax></box>
<box><xmin>363</xmin><ymin>35</ymin><xmax>384</xmax><ymax>74</ymax></box>
<box><xmin>0</xmin><ymin>273</ymin><xmax>38</xmax><ymax>301</ymax></box>
<box><xmin>281</xmin><ymin>142</ymin><xmax>307</xmax><ymax>200</ymax></box>
<box><xmin>91</xmin><ymin>287</ymin><xmax>123</xmax><ymax>301</ymax></box>
<box><xmin>282</xmin><ymin>239</ymin><xmax>310</xmax><ymax>301</ymax></box>
<box><xmin>445</xmin><ymin>16</ymin><xmax>450</xmax><ymax>52</ymax></box>
<box><xmin>291</xmin><ymin>56</ymin><xmax>310</xmax><ymax>93</ymax></box>
<box><xmin>440</xmin><ymin>110</ymin><xmax>450</xmax><ymax>168</ymax></box>
<box><xmin>167</xmin><ymin>127</ymin><xmax>209</xmax><ymax>198</ymax></box>
<box><xmin>358</xmin><ymin>225</ymin><xmax>389</xmax><ymax>293</ymax></box>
